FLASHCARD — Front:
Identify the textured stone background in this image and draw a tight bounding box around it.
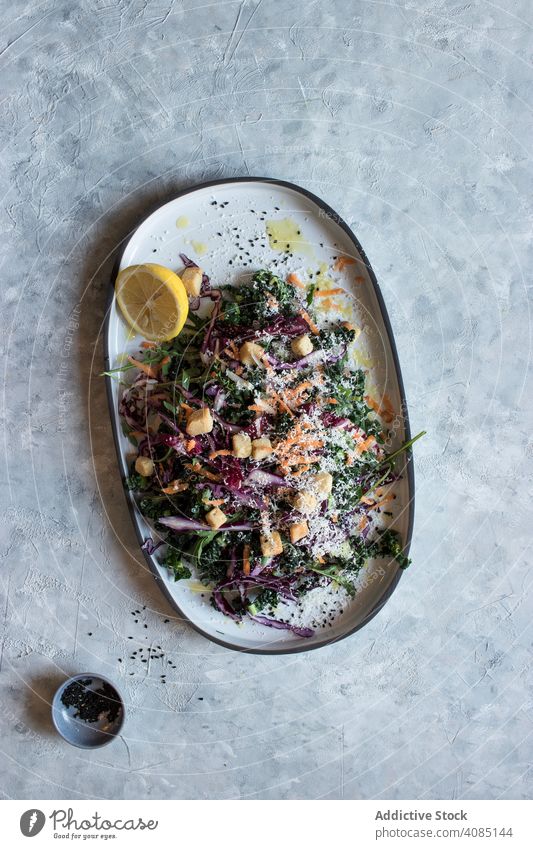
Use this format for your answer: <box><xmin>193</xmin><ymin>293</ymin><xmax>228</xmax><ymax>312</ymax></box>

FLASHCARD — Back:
<box><xmin>0</xmin><ymin>0</ymin><xmax>532</xmax><ymax>800</ymax></box>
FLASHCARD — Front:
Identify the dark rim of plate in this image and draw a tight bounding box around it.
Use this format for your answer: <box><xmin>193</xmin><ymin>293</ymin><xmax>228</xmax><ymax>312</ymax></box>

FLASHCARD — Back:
<box><xmin>102</xmin><ymin>177</ymin><xmax>415</xmax><ymax>655</ymax></box>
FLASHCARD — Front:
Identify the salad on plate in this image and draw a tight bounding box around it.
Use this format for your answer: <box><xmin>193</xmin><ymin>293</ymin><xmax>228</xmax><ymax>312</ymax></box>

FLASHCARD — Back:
<box><xmin>111</xmin><ymin>257</ymin><xmax>422</xmax><ymax>638</ymax></box>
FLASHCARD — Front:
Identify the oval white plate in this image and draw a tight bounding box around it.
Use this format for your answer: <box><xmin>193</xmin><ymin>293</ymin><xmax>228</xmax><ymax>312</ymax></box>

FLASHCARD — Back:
<box><xmin>104</xmin><ymin>178</ymin><xmax>414</xmax><ymax>654</ymax></box>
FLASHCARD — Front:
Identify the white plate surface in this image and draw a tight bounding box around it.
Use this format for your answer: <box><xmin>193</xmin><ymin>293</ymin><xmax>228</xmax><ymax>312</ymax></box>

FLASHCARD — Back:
<box><xmin>105</xmin><ymin>178</ymin><xmax>413</xmax><ymax>654</ymax></box>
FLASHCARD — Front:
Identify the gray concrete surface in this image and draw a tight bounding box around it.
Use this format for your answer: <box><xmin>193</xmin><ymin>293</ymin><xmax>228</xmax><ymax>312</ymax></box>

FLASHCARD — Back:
<box><xmin>0</xmin><ymin>0</ymin><xmax>532</xmax><ymax>799</ymax></box>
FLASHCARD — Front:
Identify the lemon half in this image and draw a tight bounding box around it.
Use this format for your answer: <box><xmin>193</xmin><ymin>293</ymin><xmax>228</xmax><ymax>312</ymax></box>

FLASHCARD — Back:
<box><xmin>115</xmin><ymin>263</ymin><xmax>189</xmax><ymax>342</ymax></box>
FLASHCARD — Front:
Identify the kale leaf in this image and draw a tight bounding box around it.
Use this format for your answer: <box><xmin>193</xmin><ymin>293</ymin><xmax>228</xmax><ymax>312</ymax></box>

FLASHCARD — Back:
<box><xmin>125</xmin><ymin>472</ymin><xmax>151</xmax><ymax>492</ymax></box>
<box><xmin>163</xmin><ymin>547</ymin><xmax>192</xmax><ymax>581</ymax></box>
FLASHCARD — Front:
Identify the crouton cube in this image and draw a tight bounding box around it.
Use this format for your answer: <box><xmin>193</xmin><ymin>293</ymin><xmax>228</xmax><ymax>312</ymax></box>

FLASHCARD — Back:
<box><xmin>291</xmin><ymin>334</ymin><xmax>314</xmax><ymax>358</ymax></box>
<box><xmin>260</xmin><ymin>530</ymin><xmax>283</xmax><ymax>557</ymax></box>
<box><xmin>239</xmin><ymin>341</ymin><xmax>265</xmax><ymax>366</ymax></box>
<box><xmin>313</xmin><ymin>471</ymin><xmax>333</xmax><ymax>496</ymax></box>
<box><xmin>290</xmin><ymin>521</ymin><xmax>309</xmax><ymax>543</ymax></box>
<box><xmin>181</xmin><ymin>266</ymin><xmax>203</xmax><ymax>297</ymax></box>
<box><xmin>134</xmin><ymin>456</ymin><xmax>154</xmax><ymax>477</ymax></box>
<box><xmin>292</xmin><ymin>491</ymin><xmax>318</xmax><ymax>514</ymax></box>
<box><xmin>232</xmin><ymin>432</ymin><xmax>252</xmax><ymax>458</ymax></box>
<box><xmin>252</xmin><ymin>437</ymin><xmax>273</xmax><ymax>460</ymax></box>
<box><xmin>186</xmin><ymin>407</ymin><xmax>213</xmax><ymax>436</ymax></box>
<box><xmin>205</xmin><ymin>507</ymin><xmax>227</xmax><ymax>529</ymax></box>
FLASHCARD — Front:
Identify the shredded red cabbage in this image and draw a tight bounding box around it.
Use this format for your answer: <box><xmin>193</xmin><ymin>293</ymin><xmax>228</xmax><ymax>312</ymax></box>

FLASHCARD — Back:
<box><xmin>249</xmin><ymin>615</ymin><xmax>313</xmax><ymax>638</ymax></box>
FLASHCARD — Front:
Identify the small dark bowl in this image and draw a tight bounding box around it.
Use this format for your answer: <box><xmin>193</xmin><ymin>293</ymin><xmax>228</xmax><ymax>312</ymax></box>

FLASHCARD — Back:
<box><xmin>52</xmin><ymin>673</ymin><xmax>125</xmax><ymax>748</ymax></box>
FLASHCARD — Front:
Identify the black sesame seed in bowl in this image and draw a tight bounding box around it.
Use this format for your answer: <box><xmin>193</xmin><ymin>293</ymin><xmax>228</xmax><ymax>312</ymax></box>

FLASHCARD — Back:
<box><xmin>52</xmin><ymin>673</ymin><xmax>125</xmax><ymax>749</ymax></box>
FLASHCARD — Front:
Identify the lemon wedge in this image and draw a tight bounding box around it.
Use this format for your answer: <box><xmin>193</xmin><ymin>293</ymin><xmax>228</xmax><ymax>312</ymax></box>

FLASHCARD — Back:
<box><xmin>115</xmin><ymin>263</ymin><xmax>189</xmax><ymax>342</ymax></box>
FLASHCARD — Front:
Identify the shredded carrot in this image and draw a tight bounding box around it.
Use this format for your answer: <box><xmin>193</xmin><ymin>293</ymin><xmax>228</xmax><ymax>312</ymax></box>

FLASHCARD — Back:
<box><xmin>291</xmin><ymin>465</ymin><xmax>310</xmax><ymax>477</ymax></box>
<box><xmin>180</xmin><ymin>402</ymin><xmax>193</xmax><ymax>413</ymax></box>
<box><xmin>354</xmin><ymin>435</ymin><xmax>376</xmax><ymax>455</ymax></box>
<box><xmin>365</xmin><ymin>394</ymin><xmax>395</xmax><ymax>424</ymax></box>
<box><xmin>346</xmin><ymin>453</ymin><xmax>354</xmax><ymax>466</ymax></box>
<box><xmin>203</xmin><ymin>498</ymin><xmax>226</xmax><ymax>507</ymax></box>
<box><xmin>358</xmin><ymin>515</ymin><xmax>369</xmax><ymax>530</ymax></box>
<box><xmin>183</xmin><ymin>463</ymin><xmax>221</xmax><ymax>482</ymax></box>
<box><xmin>208</xmin><ymin>449</ymin><xmax>232</xmax><ymax>460</ymax></box>
<box><xmin>299</xmin><ymin>308</ymin><xmax>319</xmax><ymax>335</ymax></box>
<box><xmin>317</xmin><ymin>555</ymin><xmax>326</xmax><ymax>564</ymax></box>
<box><xmin>334</xmin><ymin>255</ymin><xmax>356</xmax><ymax>271</ymax></box>
<box><xmin>291</xmin><ymin>380</ymin><xmax>312</xmax><ymax>395</ymax></box>
<box><xmin>260</xmin><ymin>353</ymin><xmax>274</xmax><ymax>372</ymax></box>
<box><xmin>288</xmin><ymin>272</ymin><xmax>305</xmax><ymax>289</ymax></box>
<box><xmin>324</xmin><ymin>397</ymin><xmax>338</xmax><ymax>405</ymax></box>
<box><xmin>160</xmin><ymin>356</ymin><xmax>170</xmax><ymax>366</ymax></box>
<box><xmin>288</xmin><ymin>454</ymin><xmax>322</xmax><ymax>465</ymax></box>
<box><xmin>161</xmin><ymin>480</ymin><xmax>189</xmax><ymax>494</ymax></box>
<box><xmin>314</xmin><ymin>287</ymin><xmax>345</xmax><ymax>298</ymax></box>
<box><xmin>362</xmin><ymin>492</ymin><xmax>396</xmax><ymax>510</ymax></box>
<box><xmin>354</xmin><ymin>276</ymin><xmax>365</xmax><ymax>284</ymax></box>
<box><xmin>270</xmin><ymin>391</ymin><xmax>294</xmax><ymax>417</ymax></box>
<box><xmin>243</xmin><ymin>544</ymin><xmax>251</xmax><ymax>577</ymax></box>
<box><xmin>235</xmin><ymin>365</ymin><xmax>244</xmax><ymax>376</ymax></box>
<box><xmin>223</xmin><ymin>340</ymin><xmax>239</xmax><ymax>359</ymax></box>
<box><xmin>375</xmin><ymin>493</ymin><xmax>396</xmax><ymax>506</ymax></box>
<box><xmin>140</xmin><ymin>341</ymin><xmax>157</xmax><ymax>349</ymax></box>
<box><xmin>127</xmin><ymin>356</ymin><xmax>158</xmax><ymax>379</ymax></box>
<box><xmin>130</xmin><ymin>430</ymin><xmax>147</xmax><ymax>441</ymax></box>
<box><xmin>248</xmin><ymin>403</ymin><xmax>267</xmax><ymax>414</ymax></box>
